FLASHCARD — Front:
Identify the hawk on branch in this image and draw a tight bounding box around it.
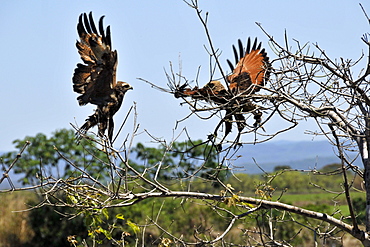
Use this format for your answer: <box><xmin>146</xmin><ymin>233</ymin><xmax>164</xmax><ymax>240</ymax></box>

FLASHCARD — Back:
<box><xmin>72</xmin><ymin>12</ymin><xmax>133</xmax><ymax>142</ymax></box>
<box><xmin>174</xmin><ymin>38</ymin><xmax>270</xmax><ymax>139</ymax></box>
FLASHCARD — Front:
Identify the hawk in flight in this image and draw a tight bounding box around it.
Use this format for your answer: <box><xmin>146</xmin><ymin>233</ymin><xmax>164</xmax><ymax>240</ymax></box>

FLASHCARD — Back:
<box><xmin>174</xmin><ymin>38</ymin><xmax>270</xmax><ymax>138</ymax></box>
<box><xmin>73</xmin><ymin>12</ymin><xmax>133</xmax><ymax>142</ymax></box>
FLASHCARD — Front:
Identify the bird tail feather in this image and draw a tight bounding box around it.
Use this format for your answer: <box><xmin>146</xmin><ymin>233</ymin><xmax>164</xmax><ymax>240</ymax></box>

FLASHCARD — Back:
<box><xmin>76</xmin><ymin>111</ymin><xmax>99</xmax><ymax>142</ymax></box>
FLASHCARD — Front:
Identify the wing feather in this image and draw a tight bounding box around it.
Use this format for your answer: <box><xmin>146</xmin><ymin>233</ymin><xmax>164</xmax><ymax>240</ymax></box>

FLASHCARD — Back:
<box><xmin>73</xmin><ymin>12</ymin><xmax>117</xmax><ymax>106</ymax></box>
<box><xmin>106</xmin><ymin>25</ymin><xmax>112</xmax><ymax>49</ymax></box>
<box><xmin>227</xmin><ymin>38</ymin><xmax>270</xmax><ymax>95</ymax></box>
<box><xmin>83</xmin><ymin>13</ymin><xmax>92</xmax><ymax>34</ymax></box>
<box><xmin>99</xmin><ymin>16</ymin><xmax>106</xmax><ymax>44</ymax></box>
<box><xmin>238</xmin><ymin>39</ymin><xmax>244</xmax><ymax>61</ymax></box>
<box><xmin>233</xmin><ymin>44</ymin><xmax>239</xmax><ymax>65</ymax></box>
<box><xmin>88</xmin><ymin>12</ymin><xmax>98</xmax><ymax>34</ymax></box>
<box><xmin>77</xmin><ymin>15</ymin><xmax>88</xmax><ymax>44</ymax></box>
<box><xmin>226</xmin><ymin>59</ymin><xmax>234</xmax><ymax>72</ymax></box>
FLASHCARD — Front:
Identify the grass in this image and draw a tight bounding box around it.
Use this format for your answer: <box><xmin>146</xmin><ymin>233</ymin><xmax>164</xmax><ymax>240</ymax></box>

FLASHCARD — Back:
<box><xmin>276</xmin><ymin>191</ymin><xmax>364</xmax><ymax>205</ymax></box>
<box><xmin>277</xmin><ymin>191</ymin><xmax>361</xmax><ymax>202</ymax></box>
<box><xmin>0</xmin><ymin>191</ymin><xmax>36</xmax><ymax>247</ymax></box>
<box><xmin>272</xmin><ymin>191</ymin><xmax>365</xmax><ymax>219</ymax></box>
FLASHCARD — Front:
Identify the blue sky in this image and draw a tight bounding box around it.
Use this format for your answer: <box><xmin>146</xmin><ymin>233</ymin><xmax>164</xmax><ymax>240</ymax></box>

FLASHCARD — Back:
<box><xmin>1</xmin><ymin>1</ymin><xmax>369</xmax><ymax>152</ymax></box>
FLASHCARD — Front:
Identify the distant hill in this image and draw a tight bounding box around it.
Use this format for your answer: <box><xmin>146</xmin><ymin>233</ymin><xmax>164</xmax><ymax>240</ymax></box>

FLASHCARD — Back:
<box><xmin>232</xmin><ymin>140</ymin><xmax>361</xmax><ymax>174</ymax></box>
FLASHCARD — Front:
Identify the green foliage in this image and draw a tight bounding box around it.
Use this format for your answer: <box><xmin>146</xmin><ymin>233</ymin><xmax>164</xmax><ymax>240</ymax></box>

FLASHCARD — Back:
<box><xmin>22</xmin><ymin>193</ymin><xmax>88</xmax><ymax>247</ymax></box>
<box><xmin>352</xmin><ymin>196</ymin><xmax>366</xmax><ymax>224</ymax></box>
<box><xmin>0</xmin><ymin>176</ymin><xmax>364</xmax><ymax>246</ymax></box>
<box><xmin>274</xmin><ymin>165</ymin><xmax>292</xmax><ymax>171</ymax></box>
<box><xmin>70</xmin><ymin>205</ymin><xmax>141</xmax><ymax>246</ymax></box>
<box><xmin>1</xmin><ymin>129</ymin><xmax>223</xmax><ymax>187</ymax></box>
<box><xmin>320</xmin><ymin>163</ymin><xmax>342</xmax><ymax>172</ymax></box>
<box><xmin>132</xmin><ymin>139</ymin><xmax>223</xmax><ymax>182</ymax></box>
<box><xmin>111</xmin><ymin>197</ymin><xmax>235</xmax><ymax>245</ymax></box>
<box><xmin>227</xmin><ymin>169</ymin><xmax>355</xmax><ymax>196</ymax></box>
<box><xmin>0</xmin><ymin>129</ymin><xmax>110</xmax><ymax>185</ymax></box>
<box><xmin>271</xmin><ymin>171</ymin><xmax>309</xmax><ymax>192</ymax></box>
<box><xmin>0</xmin><ymin>128</ymin><xmax>363</xmax><ymax>246</ymax></box>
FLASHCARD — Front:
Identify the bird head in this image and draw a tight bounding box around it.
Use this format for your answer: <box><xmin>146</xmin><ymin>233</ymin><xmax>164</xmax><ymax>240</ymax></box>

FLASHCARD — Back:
<box><xmin>204</xmin><ymin>80</ymin><xmax>227</xmax><ymax>94</ymax></box>
<box><xmin>116</xmin><ymin>81</ymin><xmax>133</xmax><ymax>92</ymax></box>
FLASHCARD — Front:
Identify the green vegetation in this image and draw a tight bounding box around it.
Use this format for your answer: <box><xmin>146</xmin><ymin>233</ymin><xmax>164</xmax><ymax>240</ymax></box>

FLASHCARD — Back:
<box><xmin>0</xmin><ymin>129</ymin><xmax>111</xmax><ymax>186</ymax></box>
<box><xmin>0</xmin><ymin>129</ymin><xmax>365</xmax><ymax>246</ymax></box>
<box><xmin>0</xmin><ymin>171</ymin><xmax>364</xmax><ymax>246</ymax></box>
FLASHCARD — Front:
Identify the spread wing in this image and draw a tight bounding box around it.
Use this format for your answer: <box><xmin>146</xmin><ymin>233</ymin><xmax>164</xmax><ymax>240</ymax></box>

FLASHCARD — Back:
<box><xmin>226</xmin><ymin>38</ymin><xmax>270</xmax><ymax>95</ymax></box>
<box><xmin>73</xmin><ymin>12</ymin><xmax>118</xmax><ymax>106</ymax></box>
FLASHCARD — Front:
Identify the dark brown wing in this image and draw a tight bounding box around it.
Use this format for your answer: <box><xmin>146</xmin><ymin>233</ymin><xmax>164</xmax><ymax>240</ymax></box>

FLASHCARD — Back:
<box><xmin>226</xmin><ymin>38</ymin><xmax>270</xmax><ymax>95</ymax></box>
<box><xmin>73</xmin><ymin>12</ymin><xmax>117</xmax><ymax>106</ymax></box>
